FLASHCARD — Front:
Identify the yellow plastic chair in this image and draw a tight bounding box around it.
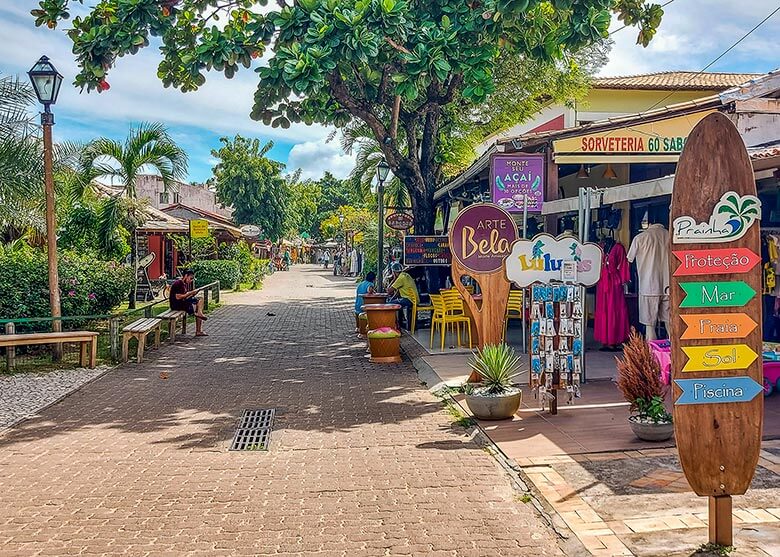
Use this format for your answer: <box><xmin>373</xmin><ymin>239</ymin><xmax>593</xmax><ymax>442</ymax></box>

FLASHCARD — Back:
<box><xmin>411</xmin><ymin>297</ymin><xmax>434</xmax><ymax>334</ymax></box>
<box><xmin>429</xmin><ymin>294</ymin><xmax>472</xmax><ymax>350</ymax></box>
<box><xmin>503</xmin><ymin>289</ymin><xmax>524</xmax><ymax>340</ymax></box>
<box><xmin>440</xmin><ymin>289</ymin><xmax>466</xmax><ymax>317</ymax></box>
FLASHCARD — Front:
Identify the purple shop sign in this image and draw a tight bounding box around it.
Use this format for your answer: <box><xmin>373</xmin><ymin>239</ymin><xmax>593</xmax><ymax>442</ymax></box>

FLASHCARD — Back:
<box><xmin>490</xmin><ymin>154</ymin><xmax>545</xmax><ymax>213</ymax></box>
<box><xmin>448</xmin><ymin>203</ymin><xmax>519</xmax><ymax>274</ymax></box>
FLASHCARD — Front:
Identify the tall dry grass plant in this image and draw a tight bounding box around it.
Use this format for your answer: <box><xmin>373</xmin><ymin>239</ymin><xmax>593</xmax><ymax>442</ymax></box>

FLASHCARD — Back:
<box><xmin>615</xmin><ymin>328</ymin><xmax>667</xmax><ymax>412</ymax></box>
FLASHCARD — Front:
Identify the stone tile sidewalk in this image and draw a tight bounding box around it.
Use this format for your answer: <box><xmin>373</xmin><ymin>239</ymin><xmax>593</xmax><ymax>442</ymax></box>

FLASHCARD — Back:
<box><xmin>0</xmin><ymin>265</ymin><xmax>564</xmax><ymax>556</ymax></box>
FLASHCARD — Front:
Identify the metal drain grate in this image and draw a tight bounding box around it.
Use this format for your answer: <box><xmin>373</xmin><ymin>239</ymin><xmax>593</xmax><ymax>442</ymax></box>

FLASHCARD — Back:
<box><xmin>230</xmin><ymin>409</ymin><xmax>275</xmax><ymax>451</ymax></box>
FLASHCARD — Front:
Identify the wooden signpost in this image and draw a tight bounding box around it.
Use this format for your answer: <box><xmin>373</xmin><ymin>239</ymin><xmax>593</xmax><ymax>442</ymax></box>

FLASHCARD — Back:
<box><xmin>448</xmin><ymin>203</ymin><xmax>518</xmax><ymax>378</ymax></box>
<box><xmin>669</xmin><ymin>113</ymin><xmax>764</xmax><ymax>547</ymax></box>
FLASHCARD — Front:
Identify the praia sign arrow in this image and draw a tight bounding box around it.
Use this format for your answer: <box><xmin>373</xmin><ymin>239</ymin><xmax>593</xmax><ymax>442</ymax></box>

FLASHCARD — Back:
<box><xmin>674</xmin><ymin>377</ymin><xmax>764</xmax><ymax>405</ymax></box>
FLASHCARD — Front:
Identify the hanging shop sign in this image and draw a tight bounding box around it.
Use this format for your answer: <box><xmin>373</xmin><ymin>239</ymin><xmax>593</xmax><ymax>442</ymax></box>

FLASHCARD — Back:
<box><xmin>672</xmin><ymin>247</ymin><xmax>760</xmax><ymax>276</ymax></box>
<box><xmin>449</xmin><ymin>203</ymin><xmax>518</xmax><ymax>354</ymax></box>
<box><xmin>489</xmin><ymin>154</ymin><xmax>545</xmax><ymax>213</ymax></box>
<box><xmin>672</xmin><ymin>192</ymin><xmax>761</xmax><ymax>244</ymax></box>
<box><xmin>240</xmin><ymin>224</ymin><xmax>261</xmax><ymax>237</ymax></box>
<box><xmin>189</xmin><ymin>219</ymin><xmax>209</xmax><ymax>238</ymax></box>
<box><xmin>386</xmin><ymin>212</ymin><xmax>414</xmax><ymax>231</ymax></box>
<box><xmin>669</xmin><ymin>112</ymin><xmax>763</xmax><ymax>547</ymax></box>
<box><xmin>403</xmin><ymin>235</ymin><xmax>451</xmax><ymax>266</ymax></box>
<box><xmin>679</xmin><ymin>313</ymin><xmax>758</xmax><ymax>340</ymax></box>
<box><xmin>553</xmin><ymin>110</ymin><xmax>715</xmax><ymax>164</ymax></box>
<box><xmin>505</xmin><ymin>234</ymin><xmax>603</xmax><ymax>287</ymax></box>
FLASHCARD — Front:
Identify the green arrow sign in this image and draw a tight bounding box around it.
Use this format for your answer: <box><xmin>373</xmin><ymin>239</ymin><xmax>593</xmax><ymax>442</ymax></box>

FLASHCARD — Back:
<box><xmin>679</xmin><ymin>281</ymin><xmax>756</xmax><ymax>308</ymax></box>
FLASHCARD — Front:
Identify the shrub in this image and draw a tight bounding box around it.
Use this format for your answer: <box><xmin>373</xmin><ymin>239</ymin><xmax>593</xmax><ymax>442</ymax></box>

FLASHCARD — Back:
<box><xmin>616</xmin><ymin>328</ymin><xmax>672</xmax><ymax>423</ymax></box>
<box><xmin>0</xmin><ymin>248</ymin><xmax>133</xmax><ymax>330</ymax></box>
<box><xmin>190</xmin><ymin>259</ymin><xmax>240</xmax><ymax>290</ymax></box>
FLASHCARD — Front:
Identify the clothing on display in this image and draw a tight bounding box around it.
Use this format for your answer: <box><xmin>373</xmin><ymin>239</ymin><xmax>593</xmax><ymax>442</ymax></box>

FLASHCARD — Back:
<box><xmin>627</xmin><ymin>224</ymin><xmax>670</xmax><ymax>334</ymax></box>
<box><xmin>594</xmin><ymin>239</ymin><xmax>630</xmax><ymax>346</ymax></box>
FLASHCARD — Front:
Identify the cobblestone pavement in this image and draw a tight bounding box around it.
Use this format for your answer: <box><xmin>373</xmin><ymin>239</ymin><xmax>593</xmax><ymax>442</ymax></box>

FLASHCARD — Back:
<box><xmin>0</xmin><ymin>366</ymin><xmax>111</xmax><ymax>431</ymax></box>
<box><xmin>0</xmin><ymin>265</ymin><xmax>563</xmax><ymax>557</ymax></box>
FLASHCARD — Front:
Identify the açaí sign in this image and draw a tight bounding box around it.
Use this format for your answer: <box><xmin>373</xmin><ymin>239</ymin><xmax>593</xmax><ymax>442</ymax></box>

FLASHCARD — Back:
<box><xmin>449</xmin><ymin>203</ymin><xmax>518</xmax><ymax>274</ymax></box>
<box><xmin>490</xmin><ymin>154</ymin><xmax>545</xmax><ymax>213</ymax></box>
<box><xmin>505</xmin><ymin>234</ymin><xmax>603</xmax><ymax>287</ymax></box>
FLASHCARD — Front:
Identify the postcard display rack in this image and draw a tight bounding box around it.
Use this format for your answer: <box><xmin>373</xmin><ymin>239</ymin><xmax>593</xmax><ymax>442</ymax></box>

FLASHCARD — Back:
<box><xmin>529</xmin><ymin>282</ymin><xmax>585</xmax><ymax>414</ymax></box>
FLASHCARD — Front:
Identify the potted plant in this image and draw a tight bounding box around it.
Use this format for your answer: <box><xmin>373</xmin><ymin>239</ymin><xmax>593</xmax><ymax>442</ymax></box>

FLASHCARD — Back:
<box><xmin>616</xmin><ymin>329</ymin><xmax>674</xmax><ymax>442</ymax></box>
<box><xmin>464</xmin><ymin>344</ymin><xmax>523</xmax><ymax>420</ymax></box>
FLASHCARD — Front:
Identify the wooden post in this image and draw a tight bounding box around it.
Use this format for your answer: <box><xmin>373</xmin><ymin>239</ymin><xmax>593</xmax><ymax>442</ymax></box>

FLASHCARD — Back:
<box><xmin>709</xmin><ymin>496</ymin><xmax>733</xmax><ymax>546</ymax></box>
<box><xmin>5</xmin><ymin>322</ymin><xmax>15</xmax><ymax>371</ymax></box>
<box><xmin>214</xmin><ymin>282</ymin><xmax>220</xmax><ymax>304</ymax></box>
<box><xmin>203</xmin><ymin>289</ymin><xmax>210</xmax><ymax>311</ymax></box>
<box><xmin>544</xmin><ymin>150</ymin><xmax>558</xmax><ymax>235</ymax></box>
<box><xmin>109</xmin><ymin>317</ymin><xmax>121</xmax><ymax>361</ymax></box>
<box><xmin>144</xmin><ymin>306</ymin><xmax>152</xmax><ymax>318</ymax></box>
<box><xmin>42</xmin><ymin>114</ymin><xmax>62</xmax><ymax>361</ymax></box>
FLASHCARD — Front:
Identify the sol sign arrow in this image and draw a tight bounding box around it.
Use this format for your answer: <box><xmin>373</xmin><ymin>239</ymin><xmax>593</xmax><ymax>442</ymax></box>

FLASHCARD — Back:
<box><xmin>678</xmin><ymin>281</ymin><xmax>756</xmax><ymax>308</ymax></box>
<box><xmin>680</xmin><ymin>313</ymin><xmax>758</xmax><ymax>340</ymax></box>
<box><xmin>673</xmin><ymin>248</ymin><xmax>760</xmax><ymax>276</ymax></box>
<box><xmin>681</xmin><ymin>344</ymin><xmax>758</xmax><ymax>372</ymax></box>
<box><xmin>674</xmin><ymin>377</ymin><xmax>764</xmax><ymax>405</ymax></box>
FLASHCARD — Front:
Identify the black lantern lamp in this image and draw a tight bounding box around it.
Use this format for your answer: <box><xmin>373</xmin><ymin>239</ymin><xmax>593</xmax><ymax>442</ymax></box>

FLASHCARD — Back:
<box><xmin>28</xmin><ymin>55</ymin><xmax>63</xmax><ymax>123</ymax></box>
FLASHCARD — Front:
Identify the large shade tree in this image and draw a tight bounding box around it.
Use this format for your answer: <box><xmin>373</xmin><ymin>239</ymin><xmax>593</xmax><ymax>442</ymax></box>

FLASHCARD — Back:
<box><xmin>34</xmin><ymin>0</ymin><xmax>662</xmax><ymax>233</ymax></box>
<box><xmin>75</xmin><ymin>122</ymin><xmax>188</xmax><ymax>306</ymax></box>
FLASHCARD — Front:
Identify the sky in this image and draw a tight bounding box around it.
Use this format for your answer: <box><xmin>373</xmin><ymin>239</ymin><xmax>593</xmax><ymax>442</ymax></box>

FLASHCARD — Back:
<box><xmin>1</xmin><ymin>1</ymin><xmax>779</xmax><ymax>184</ymax></box>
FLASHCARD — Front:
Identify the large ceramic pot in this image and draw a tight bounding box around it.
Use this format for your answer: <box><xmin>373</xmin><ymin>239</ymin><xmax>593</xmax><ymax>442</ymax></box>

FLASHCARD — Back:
<box><xmin>464</xmin><ymin>389</ymin><xmax>522</xmax><ymax>420</ymax></box>
<box><xmin>629</xmin><ymin>416</ymin><xmax>674</xmax><ymax>442</ymax></box>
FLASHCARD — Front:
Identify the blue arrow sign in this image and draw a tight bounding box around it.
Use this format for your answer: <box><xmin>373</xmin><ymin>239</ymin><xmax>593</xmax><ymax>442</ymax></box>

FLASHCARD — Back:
<box><xmin>674</xmin><ymin>377</ymin><xmax>763</xmax><ymax>405</ymax></box>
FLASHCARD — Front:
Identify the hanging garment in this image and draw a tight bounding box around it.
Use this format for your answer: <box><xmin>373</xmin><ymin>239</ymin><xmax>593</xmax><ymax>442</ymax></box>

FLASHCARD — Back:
<box><xmin>595</xmin><ymin>241</ymin><xmax>631</xmax><ymax>345</ymax></box>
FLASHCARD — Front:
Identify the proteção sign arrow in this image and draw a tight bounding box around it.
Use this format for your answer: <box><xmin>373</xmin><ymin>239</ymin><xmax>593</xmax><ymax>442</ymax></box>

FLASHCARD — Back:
<box><xmin>679</xmin><ymin>281</ymin><xmax>756</xmax><ymax>308</ymax></box>
<box><xmin>674</xmin><ymin>377</ymin><xmax>764</xmax><ymax>405</ymax></box>
<box><xmin>673</xmin><ymin>248</ymin><xmax>760</xmax><ymax>276</ymax></box>
<box><xmin>681</xmin><ymin>344</ymin><xmax>758</xmax><ymax>372</ymax></box>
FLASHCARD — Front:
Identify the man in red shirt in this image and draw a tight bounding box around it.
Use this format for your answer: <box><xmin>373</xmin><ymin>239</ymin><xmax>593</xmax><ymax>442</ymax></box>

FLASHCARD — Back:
<box><xmin>169</xmin><ymin>270</ymin><xmax>208</xmax><ymax>336</ymax></box>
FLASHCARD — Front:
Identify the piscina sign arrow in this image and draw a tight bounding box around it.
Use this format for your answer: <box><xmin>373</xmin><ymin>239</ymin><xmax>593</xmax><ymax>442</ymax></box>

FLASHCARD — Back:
<box><xmin>678</xmin><ymin>281</ymin><xmax>756</xmax><ymax>308</ymax></box>
<box><xmin>674</xmin><ymin>377</ymin><xmax>764</xmax><ymax>405</ymax></box>
<box><xmin>681</xmin><ymin>344</ymin><xmax>758</xmax><ymax>372</ymax></box>
<box><xmin>673</xmin><ymin>248</ymin><xmax>760</xmax><ymax>276</ymax></box>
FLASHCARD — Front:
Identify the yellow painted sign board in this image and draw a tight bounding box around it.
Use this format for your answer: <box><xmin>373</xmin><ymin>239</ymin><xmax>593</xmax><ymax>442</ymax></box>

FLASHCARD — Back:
<box><xmin>681</xmin><ymin>344</ymin><xmax>758</xmax><ymax>372</ymax></box>
<box><xmin>680</xmin><ymin>313</ymin><xmax>758</xmax><ymax>340</ymax></box>
<box><xmin>554</xmin><ymin>110</ymin><xmax>715</xmax><ymax>164</ymax></box>
<box><xmin>189</xmin><ymin>219</ymin><xmax>209</xmax><ymax>238</ymax></box>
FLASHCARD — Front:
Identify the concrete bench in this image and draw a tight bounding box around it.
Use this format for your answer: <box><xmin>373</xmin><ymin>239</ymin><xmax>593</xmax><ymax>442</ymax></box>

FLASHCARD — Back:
<box><xmin>121</xmin><ymin>318</ymin><xmax>162</xmax><ymax>363</ymax></box>
<box><xmin>157</xmin><ymin>309</ymin><xmax>187</xmax><ymax>342</ymax></box>
<box><xmin>0</xmin><ymin>331</ymin><xmax>99</xmax><ymax>370</ymax></box>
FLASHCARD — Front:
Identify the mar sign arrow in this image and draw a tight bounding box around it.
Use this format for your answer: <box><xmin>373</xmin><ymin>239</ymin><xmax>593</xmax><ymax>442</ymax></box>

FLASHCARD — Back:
<box><xmin>681</xmin><ymin>344</ymin><xmax>758</xmax><ymax>372</ymax></box>
<box><xmin>679</xmin><ymin>281</ymin><xmax>756</xmax><ymax>308</ymax></box>
<box><xmin>673</xmin><ymin>248</ymin><xmax>760</xmax><ymax>276</ymax></box>
<box><xmin>674</xmin><ymin>377</ymin><xmax>764</xmax><ymax>405</ymax></box>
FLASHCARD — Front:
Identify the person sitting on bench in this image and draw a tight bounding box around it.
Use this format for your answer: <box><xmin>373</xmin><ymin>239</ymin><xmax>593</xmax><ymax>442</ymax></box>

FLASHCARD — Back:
<box><xmin>169</xmin><ymin>269</ymin><xmax>208</xmax><ymax>336</ymax></box>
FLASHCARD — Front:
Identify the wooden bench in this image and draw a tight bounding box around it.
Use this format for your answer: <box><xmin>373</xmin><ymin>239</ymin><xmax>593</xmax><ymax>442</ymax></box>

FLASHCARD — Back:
<box><xmin>121</xmin><ymin>318</ymin><xmax>162</xmax><ymax>363</ymax></box>
<box><xmin>0</xmin><ymin>331</ymin><xmax>99</xmax><ymax>370</ymax></box>
<box><xmin>157</xmin><ymin>309</ymin><xmax>187</xmax><ymax>342</ymax></box>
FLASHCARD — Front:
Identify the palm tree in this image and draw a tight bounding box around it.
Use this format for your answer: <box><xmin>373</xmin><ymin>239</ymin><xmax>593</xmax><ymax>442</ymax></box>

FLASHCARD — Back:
<box><xmin>77</xmin><ymin>123</ymin><xmax>188</xmax><ymax>307</ymax></box>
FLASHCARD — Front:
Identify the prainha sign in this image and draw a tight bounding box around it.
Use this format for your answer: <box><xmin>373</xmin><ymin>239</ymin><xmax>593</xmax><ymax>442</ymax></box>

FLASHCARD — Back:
<box><xmin>505</xmin><ymin>234</ymin><xmax>603</xmax><ymax>287</ymax></box>
<box><xmin>672</xmin><ymin>192</ymin><xmax>761</xmax><ymax>244</ymax></box>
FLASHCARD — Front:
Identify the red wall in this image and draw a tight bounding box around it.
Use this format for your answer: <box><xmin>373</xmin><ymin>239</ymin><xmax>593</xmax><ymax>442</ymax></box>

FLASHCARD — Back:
<box><xmin>147</xmin><ymin>234</ymin><xmax>164</xmax><ymax>279</ymax></box>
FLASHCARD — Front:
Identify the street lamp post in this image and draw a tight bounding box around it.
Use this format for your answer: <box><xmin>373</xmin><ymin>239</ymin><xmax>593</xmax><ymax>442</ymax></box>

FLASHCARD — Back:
<box><xmin>375</xmin><ymin>160</ymin><xmax>390</xmax><ymax>291</ymax></box>
<box><xmin>28</xmin><ymin>56</ymin><xmax>64</xmax><ymax>359</ymax></box>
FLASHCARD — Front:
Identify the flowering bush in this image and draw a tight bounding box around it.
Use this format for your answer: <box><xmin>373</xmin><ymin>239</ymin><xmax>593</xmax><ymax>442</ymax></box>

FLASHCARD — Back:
<box><xmin>0</xmin><ymin>248</ymin><xmax>133</xmax><ymax>330</ymax></box>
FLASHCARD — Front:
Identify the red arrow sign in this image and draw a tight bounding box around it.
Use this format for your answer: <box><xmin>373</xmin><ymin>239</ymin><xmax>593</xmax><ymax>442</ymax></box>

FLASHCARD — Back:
<box><xmin>673</xmin><ymin>248</ymin><xmax>761</xmax><ymax>276</ymax></box>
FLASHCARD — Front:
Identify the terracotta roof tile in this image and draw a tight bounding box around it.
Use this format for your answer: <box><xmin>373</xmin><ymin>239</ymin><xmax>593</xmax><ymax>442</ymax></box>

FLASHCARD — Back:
<box><xmin>593</xmin><ymin>71</ymin><xmax>762</xmax><ymax>91</ymax></box>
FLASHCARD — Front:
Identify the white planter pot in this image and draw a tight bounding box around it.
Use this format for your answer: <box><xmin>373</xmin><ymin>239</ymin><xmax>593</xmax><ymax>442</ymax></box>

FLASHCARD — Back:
<box><xmin>464</xmin><ymin>390</ymin><xmax>522</xmax><ymax>420</ymax></box>
<box><xmin>629</xmin><ymin>416</ymin><xmax>674</xmax><ymax>442</ymax></box>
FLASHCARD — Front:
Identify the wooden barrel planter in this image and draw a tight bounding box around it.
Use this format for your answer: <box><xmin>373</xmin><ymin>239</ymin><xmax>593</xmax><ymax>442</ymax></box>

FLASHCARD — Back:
<box><xmin>362</xmin><ymin>293</ymin><xmax>389</xmax><ymax>306</ymax></box>
<box><xmin>367</xmin><ymin>327</ymin><xmax>402</xmax><ymax>363</ymax></box>
<box><xmin>362</xmin><ymin>303</ymin><xmax>401</xmax><ymax>330</ymax></box>
<box><xmin>358</xmin><ymin>312</ymin><xmax>369</xmax><ymax>338</ymax></box>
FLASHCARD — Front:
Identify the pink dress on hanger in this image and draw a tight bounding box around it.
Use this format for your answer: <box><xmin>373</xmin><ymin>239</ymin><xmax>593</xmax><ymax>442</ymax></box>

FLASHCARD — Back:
<box><xmin>595</xmin><ymin>241</ymin><xmax>630</xmax><ymax>345</ymax></box>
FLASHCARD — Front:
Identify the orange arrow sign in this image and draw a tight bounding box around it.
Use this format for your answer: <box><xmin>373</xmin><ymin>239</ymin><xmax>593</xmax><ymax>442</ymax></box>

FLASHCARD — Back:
<box><xmin>673</xmin><ymin>248</ymin><xmax>761</xmax><ymax>276</ymax></box>
<box><xmin>680</xmin><ymin>313</ymin><xmax>759</xmax><ymax>340</ymax></box>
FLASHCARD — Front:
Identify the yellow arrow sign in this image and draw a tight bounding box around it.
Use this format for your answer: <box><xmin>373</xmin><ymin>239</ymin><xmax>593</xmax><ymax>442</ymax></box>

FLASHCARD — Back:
<box><xmin>681</xmin><ymin>344</ymin><xmax>758</xmax><ymax>372</ymax></box>
<box><xmin>680</xmin><ymin>313</ymin><xmax>758</xmax><ymax>340</ymax></box>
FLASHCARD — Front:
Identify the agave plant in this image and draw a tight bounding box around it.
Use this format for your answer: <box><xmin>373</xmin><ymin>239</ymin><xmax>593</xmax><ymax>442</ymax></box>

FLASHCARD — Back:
<box><xmin>467</xmin><ymin>344</ymin><xmax>521</xmax><ymax>395</ymax></box>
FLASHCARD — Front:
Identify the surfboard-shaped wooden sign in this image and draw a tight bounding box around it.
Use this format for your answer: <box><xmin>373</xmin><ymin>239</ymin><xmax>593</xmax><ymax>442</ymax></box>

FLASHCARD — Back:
<box><xmin>669</xmin><ymin>112</ymin><xmax>763</xmax><ymax>545</ymax></box>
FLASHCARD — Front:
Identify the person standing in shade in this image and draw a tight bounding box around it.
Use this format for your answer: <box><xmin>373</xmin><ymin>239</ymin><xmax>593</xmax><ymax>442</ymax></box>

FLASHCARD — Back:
<box><xmin>387</xmin><ymin>263</ymin><xmax>418</xmax><ymax>329</ymax></box>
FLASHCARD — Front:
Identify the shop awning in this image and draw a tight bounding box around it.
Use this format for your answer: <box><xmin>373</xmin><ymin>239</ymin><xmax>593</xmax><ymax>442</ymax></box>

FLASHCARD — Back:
<box><xmin>541</xmin><ymin>175</ymin><xmax>675</xmax><ymax>215</ymax></box>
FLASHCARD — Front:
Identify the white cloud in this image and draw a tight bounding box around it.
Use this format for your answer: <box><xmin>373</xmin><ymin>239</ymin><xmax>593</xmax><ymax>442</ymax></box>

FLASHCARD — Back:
<box><xmin>286</xmin><ymin>138</ymin><xmax>357</xmax><ymax>180</ymax></box>
<box><xmin>600</xmin><ymin>0</ymin><xmax>780</xmax><ymax>77</ymax></box>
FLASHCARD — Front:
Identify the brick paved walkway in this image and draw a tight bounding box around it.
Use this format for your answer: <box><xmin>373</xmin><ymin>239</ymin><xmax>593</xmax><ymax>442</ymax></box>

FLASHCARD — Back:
<box><xmin>0</xmin><ymin>265</ymin><xmax>563</xmax><ymax>557</ymax></box>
